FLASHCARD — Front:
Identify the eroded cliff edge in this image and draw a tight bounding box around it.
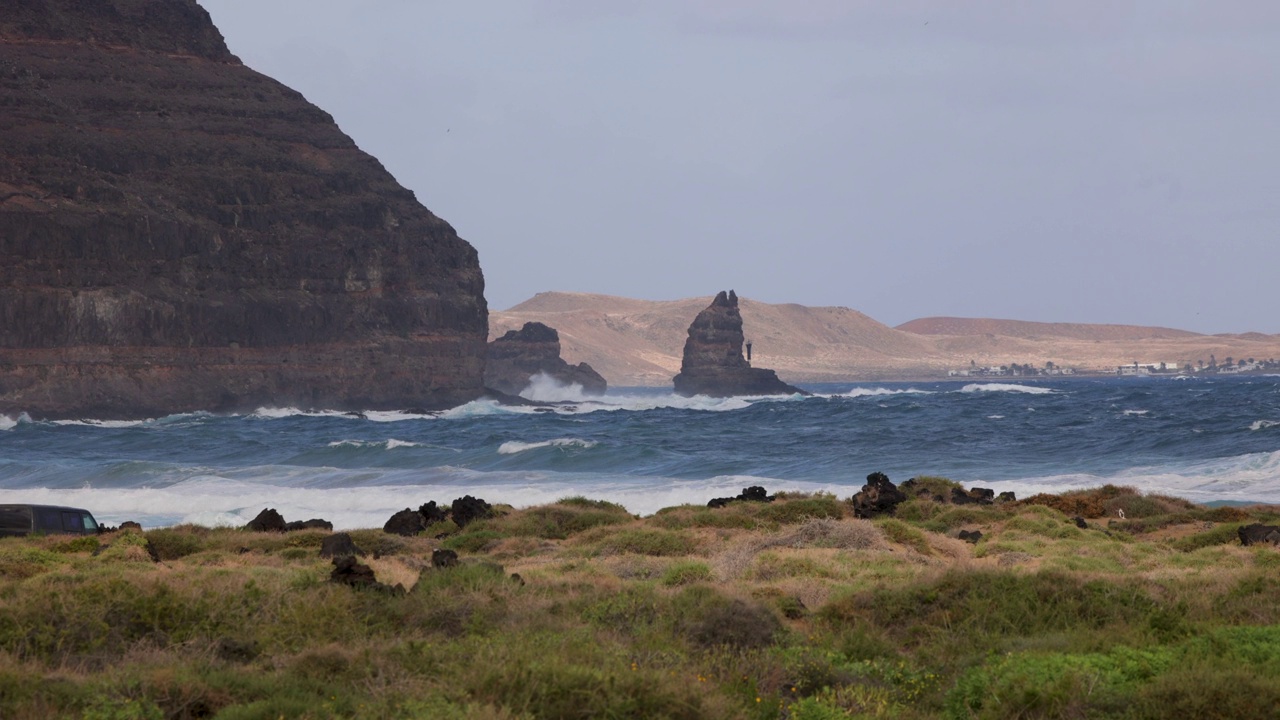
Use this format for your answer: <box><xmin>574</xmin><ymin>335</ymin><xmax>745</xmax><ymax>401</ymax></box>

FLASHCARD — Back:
<box><xmin>0</xmin><ymin>0</ymin><xmax>487</xmax><ymax>419</ymax></box>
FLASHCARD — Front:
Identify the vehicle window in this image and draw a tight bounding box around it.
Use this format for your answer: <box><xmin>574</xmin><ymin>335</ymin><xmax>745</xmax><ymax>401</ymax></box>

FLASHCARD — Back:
<box><xmin>36</xmin><ymin>508</ymin><xmax>61</xmax><ymax>531</ymax></box>
<box><xmin>61</xmin><ymin>511</ymin><xmax>83</xmax><ymax>532</ymax></box>
<box><xmin>0</xmin><ymin>508</ymin><xmax>31</xmax><ymax>531</ymax></box>
<box><xmin>81</xmin><ymin>513</ymin><xmax>98</xmax><ymax>531</ymax></box>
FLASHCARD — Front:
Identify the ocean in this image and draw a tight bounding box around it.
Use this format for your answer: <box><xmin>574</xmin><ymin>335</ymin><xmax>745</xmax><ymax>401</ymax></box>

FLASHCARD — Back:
<box><xmin>2</xmin><ymin>375</ymin><xmax>1278</xmax><ymax>530</ymax></box>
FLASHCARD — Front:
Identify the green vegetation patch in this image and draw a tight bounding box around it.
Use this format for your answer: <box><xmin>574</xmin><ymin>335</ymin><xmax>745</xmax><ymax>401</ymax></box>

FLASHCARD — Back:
<box><xmin>947</xmin><ymin>625</ymin><xmax>1280</xmax><ymax>720</ymax></box>
<box><xmin>576</xmin><ymin>527</ymin><xmax>698</xmax><ymax>557</ymax></box>
<box><xmin>874</xmin><ymin>519</ymin><xmax>932</xmax><ymax>555</ymax></box>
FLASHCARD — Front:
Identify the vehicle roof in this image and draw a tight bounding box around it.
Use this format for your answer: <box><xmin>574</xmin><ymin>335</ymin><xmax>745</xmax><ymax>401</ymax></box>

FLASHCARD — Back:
<box><xmin>0</xmin><ymin>503</ymin><xmax>95</xmax><ymax>513</ymax></box>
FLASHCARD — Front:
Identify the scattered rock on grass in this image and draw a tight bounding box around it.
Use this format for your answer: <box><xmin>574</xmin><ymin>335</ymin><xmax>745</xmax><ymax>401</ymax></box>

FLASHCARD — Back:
<box><xmin>320</xmin><ymin>533</ymin><xmax>365</xmax><ymax>558</ymax></box>
<box><xmin>708</xmin><ymin>485</ymin><xmax>775</xmax><ymax>508</ymax></box>
<box><xmin>285</xmin><ymin>518</ymin><xmax>333</xmax><ymax>531</ymax></box>
<box><xmin>431</xmin><ymin>548</ymin><xmax>459</xmax><ymax>568</ymax></box>
<box><xmin>451</xmin><ymin>495</ymin><xmax>494</xmax><ymax>528</ymax></box>
<box><xmin>330</xmin><ymin>555</ymin><xmax>404</xmax><ymax>594</ymax></box>
<box><xmin>384</xmin><ymin>508</ymin><xmax>427</xmax><ymax>536</ymax></box>
<box><xmin>850</xmin><ymin>472</ymin><xmax>907</xmax><ymax>519</ymax></box>
<box><xmin>244</xmin><ymin>508</ymin><xmax>286</xmax><ymax>532</ymax></box>
<box><xmin>1239</xmin><ymin>524</ymin><xmax>1280</xmax><ymax>546</ymax></box>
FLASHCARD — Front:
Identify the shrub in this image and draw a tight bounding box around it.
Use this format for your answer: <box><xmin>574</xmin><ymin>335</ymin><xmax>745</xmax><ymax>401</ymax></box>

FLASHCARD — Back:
<box><xmin>578</xmin><ymin>528</ymin><xmax>697</xmax><ymax>557</ymax></box>
<box><xmin>662</xmin><ymin>561</ymin><xmax>713</xmax><ymax>586</ymax></box>
<box><xmin>757</xmin><ymin>495</ymin><xmax>846</xmax><ymax>524</ymax></box>
<box><xmin>144</xmin><ymin>529</ymin><xmax>204</xmax><ymax>561</ymax></box>
<box><xmin>1169</xmin><ymin>523</ymin><xmax>1245</xmax><ymax>552</ymax></box>
<box><xmin>500</xmin><ymin>502</ymin><xmax>633</xmax><ymax>539</ymax></box>
<box><xmin>875</xmin><ymin>519</ymin><xmax>932</xmax><ymax>555</ymax></box>
<box><xmin>1021</xmin><ymin>484</ymin><xmax>1137</xmax><ymax>518</ymax></box>
<box><xmin>442</xmin><ymin>529</ymin><xmax>506</xmax><ymax>553</ymax></box>
<box><xmin>673</xmin><ymin>586</ymin><xmax>782</xmax><ymax>650</ymax></box>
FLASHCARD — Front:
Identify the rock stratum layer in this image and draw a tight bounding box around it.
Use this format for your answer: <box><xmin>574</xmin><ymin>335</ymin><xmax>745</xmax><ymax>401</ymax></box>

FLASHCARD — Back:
<box><xmin>0</xmin><ymin>0</ymin><xmax>487</xmax><ymax>419</ymax></box>
<box><xmin>485</xmin><ymin>322</ymin><xmax>606</xmax><ymax>396</ymax></box>
<box><xmin>672</xmin><ymin>290</ymin><xmax>804</xmax><ymax>397</ymax></box>
<box><xmin>491</xmin><ymin>292</ymin><xmax>1280</xmax><ymax>386</ymax></box>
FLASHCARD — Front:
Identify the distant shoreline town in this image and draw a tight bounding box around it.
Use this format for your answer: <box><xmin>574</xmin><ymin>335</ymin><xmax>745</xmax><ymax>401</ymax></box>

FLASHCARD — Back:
<box><xmin>949</xmin><ymin>356</ymin><xmax>1279</xmax><ymax>379</ymax></box>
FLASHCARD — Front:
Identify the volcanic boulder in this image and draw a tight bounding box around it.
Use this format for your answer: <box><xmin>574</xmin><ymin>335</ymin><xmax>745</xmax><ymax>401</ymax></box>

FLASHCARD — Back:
<box><xmin>850</xmin><ymin>472</ymin><xmax>908</xmax><ymax>519</ymax></box>
<box><xmin>0</xmin><ymin>0</ymin><xmax>487</xmax><ymax>420</ymax></box>
<box><xmin>672</xmin><ymin>291</ymin><xmax>805</xmax><ymax>397</ymax></box>
<box><xmin>244</xmin><ymin>508</ymin><xmax>287</xmax><ymax>533</ymax></box>
<box><xmin>485</xmin><ymin>322</ymin><xmax>606</xmax><ymax>396</ymax></box>
<box><xmin>1239</xmin><ymin>524</ymin><xmax>1280</xmax><ymax>547</ymax></box>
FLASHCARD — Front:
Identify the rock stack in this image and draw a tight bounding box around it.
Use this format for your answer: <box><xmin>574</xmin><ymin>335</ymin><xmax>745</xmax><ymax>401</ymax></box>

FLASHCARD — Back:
<box><xmin>485</xmin><ymin>322</ymin><xmax>606</xmax><ymax>396</ymax></box>
<box><xmin>672</xmin><ymin>291</ymin><xmax>804</xmax><ymax>397</ymax></box>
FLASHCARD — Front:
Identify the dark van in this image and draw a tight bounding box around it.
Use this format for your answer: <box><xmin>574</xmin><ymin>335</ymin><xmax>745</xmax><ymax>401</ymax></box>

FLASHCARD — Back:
<box><xmin>0</xmin><ymin>504</ymin><xmax>101</xmax><ymax>537</ymax></box>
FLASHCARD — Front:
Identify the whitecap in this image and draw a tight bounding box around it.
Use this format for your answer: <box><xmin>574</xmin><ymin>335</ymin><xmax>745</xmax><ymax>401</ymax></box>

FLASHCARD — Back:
<box><xmin>961</xmin><ymin>383</ymin><xmax>1055</xmax><ymax>395</ymax></box>
<box><xmin>987</xmin><ymin>414</ymin><xmax>1005</xmax><ymax>420</ymax></box>
<box><xmin>52</xmin><ymin>418</ymin><xmax>152</xmax><ymax>428</ymax></box>
<box><xmin>1251</xmin><ymin>420</ymin><xmax>1280</xmax><ymax>431</ymax></box>
<box><xmin>1122</xmin><ymin>409</ymin><xmax>1150</xmax><ymax>416</ymax></box>
<box><xmin>251</xmin><ymin>406</ymin><xmax>352</xmax><ymax>420</ymax></box>
<box><xmin>497</xmin><ymin>438</ymin><xmax>599</xmax><ymax>455</ymax></box>
<box><xmin>326</xmin><ymin>439</ymin><xmax>423</xmax><ymax>450</ymax></box>
<box><xmin>838</xmin><ymin>387</ymin><xmax>934</xmax><ymax>398</ymax></box>
<box><xmin>0</xmin><ymin>415</ymin><xmax>18</xmax><ymax>431</ymax></box>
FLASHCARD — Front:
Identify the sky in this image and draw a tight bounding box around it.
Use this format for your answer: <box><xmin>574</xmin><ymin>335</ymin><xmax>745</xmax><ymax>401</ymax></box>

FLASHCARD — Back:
<box><xmin>199</xmin><ymin>1</ymin><xmax>1280</xmax><ymax>334</ymax></box>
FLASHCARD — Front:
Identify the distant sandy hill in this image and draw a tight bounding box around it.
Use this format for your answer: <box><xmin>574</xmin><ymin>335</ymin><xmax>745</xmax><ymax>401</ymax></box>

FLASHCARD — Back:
<box><xmin>897</xmin><ymin>317</ymin><xmax>1200</xmax><ymax>342</ymax></box>
<box><xmin>491</xmin><ymin>293</ymin><xmax>1280</xmax><ymax>387</ymax></box>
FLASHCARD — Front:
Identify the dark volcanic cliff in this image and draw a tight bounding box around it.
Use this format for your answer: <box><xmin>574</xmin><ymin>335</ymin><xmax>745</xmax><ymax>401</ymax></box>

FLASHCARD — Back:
<box><xmin>672</xmin><ymin>290</ymin><xmax>804</xmax><ymax>397</ymax></box>
<box><xmin>485</xmin><ymin>322</ymin><xmax>606</xmax><ymax>396</ymax></box>
<box><xmin>0</xmin><ymin>0</ymin><xmax>487</xmax><ymax>418</ymax></box>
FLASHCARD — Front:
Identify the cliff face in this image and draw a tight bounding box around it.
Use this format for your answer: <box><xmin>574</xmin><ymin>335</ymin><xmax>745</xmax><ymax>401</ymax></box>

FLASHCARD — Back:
<box><xmin>0</xmin><ymin>0</ymin><xmax>487</xmax><ymax>418</ymax></box>
<box><xmin>485</xmin><ymin>322</ymin><xmax>606</xmax><ymax>396</ymax></box>
<box><xmin>672</xmin><ymin>291</ymin><xmax>804</xmax><ymax>397</ymax></box>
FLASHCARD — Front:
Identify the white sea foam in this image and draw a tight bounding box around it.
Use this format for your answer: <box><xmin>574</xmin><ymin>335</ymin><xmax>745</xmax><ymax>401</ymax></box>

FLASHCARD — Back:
<box><xmin>987</xmin><ymin>415</ymin><xmax>1005</xmax><ymax>420</ymax></box>
<box><xmin>251</xmin><ymin>407</ymin><xmax>354</xmax><ymax>420</ymax></box>
<box><xmin>960</xmin><ymin>383</ymin><xmax>1055</xmax><ymax>395</ymax></box>
<box><xmin>0</xmin><ymin>415</ymin><xmax>18</xmax><ymax>431</ymax></box>
<box><xmin>839</xmin><ymin>387</ymin><xmax>934</xmax><ymax>398</ymax></box>
<box><xmin>497</xmin><ymin>438</ymin><xmax>599</xmax><ymax>455</ymax></box>
<box><xmin>990</xmin><ymin>449</ymin><xmax>1280</xmax><ymax>505</ymax></box>
<box><xmin>52</xmin><ymin>418</ymin><xmax>153</xmax><ymax>428</ymax></box>
<box><xmin>1252</xmin><ymin>420</ymin><xmax>1280</xmax><ymax>431</ymax></box>
<box><xmin>520</xmin><ymin>372</ymin><xmax>592</xmax><ymax>403</ymax></box>
<box><xmin>1122</xmin><ymin>409</ymin><xmax>1150</xmax><ymax>416</ymax></box>
<box><xmin>327</xmin><ymin>439</ymin><xmax>423</xmax><ymax>449</ymax></box>
<box><xmin>0</xmin><ymin>469</ymin><xmax>853</xmax><ymax>529</ymax></box>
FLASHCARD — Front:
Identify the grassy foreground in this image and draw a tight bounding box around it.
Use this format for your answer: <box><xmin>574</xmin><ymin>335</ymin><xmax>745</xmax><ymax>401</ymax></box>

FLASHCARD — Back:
<box><xmin>2</xmin><ymin>484</ymin><xmax>1280</xmax><ymax>719</ymax></box>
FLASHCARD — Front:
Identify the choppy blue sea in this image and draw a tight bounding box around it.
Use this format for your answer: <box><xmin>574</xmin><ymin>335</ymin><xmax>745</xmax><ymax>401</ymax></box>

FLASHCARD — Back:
<box><xmin>2</xmin><ymin>375</ymin><xmax>1279</xmax><ymax>529</ymax></box>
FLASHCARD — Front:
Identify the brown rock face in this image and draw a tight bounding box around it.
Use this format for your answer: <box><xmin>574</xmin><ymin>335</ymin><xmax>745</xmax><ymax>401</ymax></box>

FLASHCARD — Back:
<box><xmin>0</xmin><ymin>0</ymin><xmax>487</xmax><ymax>419</ymax></box>
<box><xmin>485</xmin><ymin>322</ymin><xmax>606</xmax><ymax>396</ymax></box>
<box><xmin>672</xmin><ymin>290</ymin><xmax>804</xmax><ymax>397</ymax></box>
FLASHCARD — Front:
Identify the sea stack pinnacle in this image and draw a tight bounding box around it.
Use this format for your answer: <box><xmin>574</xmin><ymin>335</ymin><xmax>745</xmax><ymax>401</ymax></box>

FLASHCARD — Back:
<box><xmin>672</xmin><ymin>291</ymin><xmax>805</xmax><ymax>397</ymax></box>
<box><xmin>0</xmin><ymin>0</ymin><xmax>487</xmax><ymax>419</ymax></box>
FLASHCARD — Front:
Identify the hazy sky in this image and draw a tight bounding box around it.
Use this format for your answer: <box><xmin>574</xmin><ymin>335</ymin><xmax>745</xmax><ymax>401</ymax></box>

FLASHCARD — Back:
<box><xmin>200</xmin><ymin>1</ymin><xmax>1279</xmax><ymax>333</ymax></box>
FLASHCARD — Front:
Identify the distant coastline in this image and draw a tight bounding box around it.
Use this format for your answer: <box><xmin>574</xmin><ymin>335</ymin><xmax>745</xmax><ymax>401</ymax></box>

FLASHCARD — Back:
<box><xmin>490</xmin><ymin>291</ymin><xmax>1280</xmax><ymax>388</ymax></box>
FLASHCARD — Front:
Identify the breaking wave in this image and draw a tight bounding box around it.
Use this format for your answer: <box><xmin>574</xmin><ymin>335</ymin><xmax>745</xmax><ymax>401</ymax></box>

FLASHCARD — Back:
<box><xmin>960</xmin><ymin>383</ymin><xmax>1055</xmax><ymax>395</ymax></box>
<box><xmin>328</xmin><ymin>439</ymin><xmax>423</xmax><ymax>450</ymax></box>
<box><xmin>497</xmin><ymin>438</ymin><xmax>599</xmax><ymax>455</ymax></box>
<box><xmin>1252</xmin><ymin>420</ymin><xmax>1280</xmax><ymax>431</ymax></box>
<box><xmin>840</xmin><ymin>387</ymin><xmax>934</xmax><ymax>398</ymax></box>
